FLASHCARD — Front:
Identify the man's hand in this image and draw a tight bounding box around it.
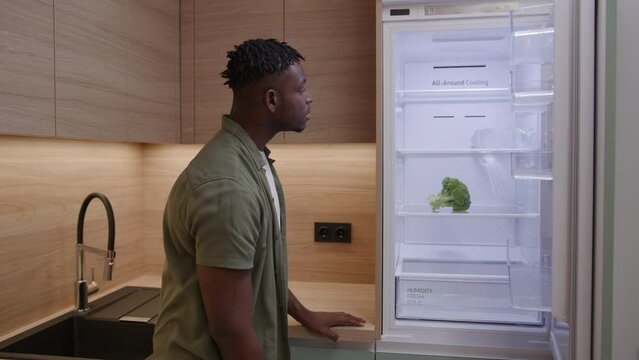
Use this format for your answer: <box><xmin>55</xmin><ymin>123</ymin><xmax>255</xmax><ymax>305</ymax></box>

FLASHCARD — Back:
<box><xmin>297</xmin><ymin>310</ymin><xmax>365</xmax><ymax>342</ymax></box>
<box><xmin>287</xmin><ymin>289</ymin><xmax>365</xmax><ymax>342</ymax></box>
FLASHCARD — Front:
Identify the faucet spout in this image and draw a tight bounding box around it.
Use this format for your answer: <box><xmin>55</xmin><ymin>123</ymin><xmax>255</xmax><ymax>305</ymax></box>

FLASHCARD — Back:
<box><xmin>76</xmin><ymin>192</ymin><xmax>116</xmax><ymax>312</ymax></box>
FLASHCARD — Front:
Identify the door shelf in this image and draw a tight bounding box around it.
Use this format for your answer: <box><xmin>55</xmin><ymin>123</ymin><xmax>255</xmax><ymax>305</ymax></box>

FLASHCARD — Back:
<box><xmin>511</xmin><ymin>28</ymin><xmax>555</xmax><ymax>65</ymax></box>
<box><xmin>512</xmin><ymin>151</ymin><xmax>553</xmax><ymax>180</ymax></box>
<box><xmin>508</xmin><ymin>264</ymin><xmax>552</xmax><ymax>311</ymax></box>
<box><xmin>510</xmin><ymin>1</ymin><xmax>555</xmax><ymax>65</ymax></box>
<box><xmin>513</xmin><ymin>90</ymin><xmax>554</xmax><ymax>106</ymax></box>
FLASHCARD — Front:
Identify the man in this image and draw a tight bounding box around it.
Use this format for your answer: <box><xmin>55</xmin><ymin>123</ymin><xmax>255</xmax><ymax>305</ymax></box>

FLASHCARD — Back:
<box><xmin>153</xmin><ymin>39</ymin><xmax>365</xmax><ymax>360</ymax></box>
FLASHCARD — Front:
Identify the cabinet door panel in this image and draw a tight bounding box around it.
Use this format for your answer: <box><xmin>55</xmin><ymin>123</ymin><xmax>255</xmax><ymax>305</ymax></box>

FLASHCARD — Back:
<box><xmin>127</xmin><ymin>0</ymin><xmax>180</xmax><ymax>143</ymax></box>
<box><xmin>55</xmin><ymin>0</ymin><xmax>129</xmax><ymax>141</ymax></box>
<box><xmin>0</xmin><ymin>0</ymin><xmax>55</xmax><ymax>137</ymax></box>
<box><xmin>284</xmin><ymin>0</ymin><xmax>376</xmax><ymax>143</ymax></box>
<box><xmin>181</xmin><ymin>0</ymin><xmax>196</xmax><ymax>143</ymax></box>
<box><xmin>193</xmin><ymin>0</ymin><xmax>284</xmax><ymax>144</ymax></box>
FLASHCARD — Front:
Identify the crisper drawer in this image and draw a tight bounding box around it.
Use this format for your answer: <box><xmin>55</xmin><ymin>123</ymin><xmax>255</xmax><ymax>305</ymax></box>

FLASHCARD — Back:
<box><xmin>395</xmin><ymin>261</ymin><xmax>543</xmax><ymax>325</ymax></box>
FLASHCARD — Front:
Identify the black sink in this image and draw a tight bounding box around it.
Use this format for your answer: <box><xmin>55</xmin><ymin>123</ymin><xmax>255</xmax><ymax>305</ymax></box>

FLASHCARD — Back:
<box><xmin>0</xmin><ymin>287</ymin><xmax>158</xmax><ymax>360</ymax></box>
<box><xmin>0</xmin><ymin>316</ymin><xmax>153</xmax><ymax>360</ymax></box>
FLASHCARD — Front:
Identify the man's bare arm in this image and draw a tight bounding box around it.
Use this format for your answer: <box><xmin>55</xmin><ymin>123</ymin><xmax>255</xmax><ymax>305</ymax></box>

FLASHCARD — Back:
<box><xmin>198</xmin><ymin>266</ymin><xmax>265</xmax><ymax>360</ymax></box>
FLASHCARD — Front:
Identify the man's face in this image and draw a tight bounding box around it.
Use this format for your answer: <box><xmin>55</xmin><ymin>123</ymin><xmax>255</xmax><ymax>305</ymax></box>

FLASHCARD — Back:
<box><xmin>273</xmin><ymin>62</ymin><xmax>313</xmax><ymax>133</ymax></box>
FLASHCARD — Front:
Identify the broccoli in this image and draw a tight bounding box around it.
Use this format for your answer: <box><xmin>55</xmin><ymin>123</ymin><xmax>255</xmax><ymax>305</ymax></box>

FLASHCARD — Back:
<box><xmin>428</xmin><ymin>177</ymin><xmax>471</xmax><ymax>213</ymax></box>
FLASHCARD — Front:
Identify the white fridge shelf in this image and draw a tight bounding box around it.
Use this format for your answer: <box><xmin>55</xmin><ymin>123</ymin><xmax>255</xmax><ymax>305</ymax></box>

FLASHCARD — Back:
<box><xmin>397</xmin><ymin>148</ymin><xmax>540</xmax><ymax>155</ymax></box>
<box><xmin>396</xmin><ymin>205</ymin><xmax>539</xmax><ymax>219</ymax></box>
<box><xmin>396</xmin><ymin>88</ymin><xmax>512</xmax><ymax>104</ymax></box>
<box><xmin>398</xmin><ymin>243</ymin><xmax>525</xmax><ymax>264</ymax></box>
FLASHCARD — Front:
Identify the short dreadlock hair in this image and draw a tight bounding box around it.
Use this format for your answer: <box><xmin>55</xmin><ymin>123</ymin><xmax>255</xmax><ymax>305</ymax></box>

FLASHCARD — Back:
<box><xmin>221</xmin><ymin>38</ymin><xmax>305</xmax><ymax>89</ymax></box>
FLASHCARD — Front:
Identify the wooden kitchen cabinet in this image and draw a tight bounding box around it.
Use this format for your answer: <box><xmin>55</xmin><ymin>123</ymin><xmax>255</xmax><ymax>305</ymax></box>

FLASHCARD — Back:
<box><xmin>190</xmin><ymin>0</ymin><xmax>284</xmax><ymax>144</ymax></box>
<box><xmin>283</xmin><ymin>0</ymin><xmax>376</xmax><ymax>143</ymax></box>
<box><xmin>55</xmin><ymin>0</ymin><xmax>130</xmax><ymax>141</ymax></box>
<box><xmin>180</xmin><ymin>0</ymin><xmax>196</xmax><ymax>143</ymax></box>
<box><xmin>127</xmin><ymin>0</ymin><xmax>180</xmax><ymax>143</ymax></box>
<box><xmin>0</xmin><ymin>0</ymin><xmax>55</xmax><ymax>137</ymax></box>
<box><xmin>186</xmin><ymin>0</ymin><xmax>375</xmax><ymax>144</ymax></box>
<box><xmin>55</xmin><ymin>0</ymin><xmax>180</xmax><ymax>143</ymax></box>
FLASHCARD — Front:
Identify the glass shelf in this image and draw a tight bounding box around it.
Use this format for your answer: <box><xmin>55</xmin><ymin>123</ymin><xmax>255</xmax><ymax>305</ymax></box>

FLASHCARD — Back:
<box><xmin>398</xmin><ymin>243</ymin><xmax>525</xmax><ymax>264</ymax></box>
<box><xmin>396</xmin><ymin>205</ymin><xmax>540</xmax><ymax>219</ymax></box>
<box><xmin>397</xmin><ymin>148</ymin><xmax>540</xmax><ymax>155</ymax></box>
<box><xmin>396</xmin><ymin>88</ymin><xmax>512</xmax><ymax>104</ymax></box>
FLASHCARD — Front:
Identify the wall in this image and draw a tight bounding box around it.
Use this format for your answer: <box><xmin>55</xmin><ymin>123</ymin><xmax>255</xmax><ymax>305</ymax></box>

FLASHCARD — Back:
<box><xmin>0</xmin><ymin>135</ymin><xmax>146</xmax><ymax>336</ymax></box>
<box><xmin>0</xmin><ymin>136</ymin><xmax>376</xmax><ymax>337</ymax></box>
<box><xmin>143</xmin><ymin>143</ymin><xmax>377</xmax><ymax>284</ymax></box>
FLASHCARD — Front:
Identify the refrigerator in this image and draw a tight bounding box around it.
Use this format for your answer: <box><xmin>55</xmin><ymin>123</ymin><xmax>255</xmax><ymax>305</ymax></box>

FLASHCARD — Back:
<box><xmin>379</xmin><ymin>1</ymin><xmax>594</xmax><ymax>359</ymax></box>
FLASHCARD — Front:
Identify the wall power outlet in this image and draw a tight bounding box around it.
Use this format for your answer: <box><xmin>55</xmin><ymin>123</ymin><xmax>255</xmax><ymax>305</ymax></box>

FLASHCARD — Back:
<box><xmin>314</xmin><ymin>222</ymin><xmax>352</xmax><ymax>243</ymax></box>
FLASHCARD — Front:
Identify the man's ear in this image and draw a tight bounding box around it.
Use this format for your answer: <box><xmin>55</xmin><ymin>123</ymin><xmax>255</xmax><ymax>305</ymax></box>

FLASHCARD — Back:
<box><xmin>265</xmin><ymin>89</ymin><xmax>278</xmax><ymax>113</ymax></box>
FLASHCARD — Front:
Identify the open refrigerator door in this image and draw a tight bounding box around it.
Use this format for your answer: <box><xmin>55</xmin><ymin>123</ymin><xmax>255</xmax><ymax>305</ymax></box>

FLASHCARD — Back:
<box><xmin>379</xmin><ymin>1</ymin><xmax>591</xmax><ymax>359</ymax></box>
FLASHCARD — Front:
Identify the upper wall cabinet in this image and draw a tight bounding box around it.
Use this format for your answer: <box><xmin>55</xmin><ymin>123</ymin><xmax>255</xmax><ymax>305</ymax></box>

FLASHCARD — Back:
<box><xmin>283</xmin><ymin>0</ymin><xmax>376</xmax><ymax>143</ymax></box>
<box><xmin>180</xmin><ymin>0</ymin><xmax>196</xmax><ymax>143</ymax></box>
<box><xmin>55</xmin><ymin>0</ymin><xmax>130</xmax><ymax>141</ymax></box>
<box><xmin>0</xmin><ymin>1</ymin><xmax>55</xmax><ymax>137</ymax></box>
<box><xmin>55</xmin><ymin>0</ymin><xmax>180</xmax><ymax>143</ymax></box>
<box><xmin>127</xmin><ymin>0</ymin><xmax>180</xmax><ymax>143</ymax></box>
<box><xmin>184</xmin><ymin>0</ymin><xmax>375</xmax><ymax>144</ymax></box>
<box><xmin>187</xmin><ymin>0</ymin><xmax>284</xmax><ymax>144</ymax></box>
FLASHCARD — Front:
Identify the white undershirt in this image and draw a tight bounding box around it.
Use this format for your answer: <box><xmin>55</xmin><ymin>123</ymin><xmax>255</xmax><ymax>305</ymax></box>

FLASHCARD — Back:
<box><xmin>261</xmin><ymin>152</ymin><xmax>281</xmax><ymax>227</ymax></box>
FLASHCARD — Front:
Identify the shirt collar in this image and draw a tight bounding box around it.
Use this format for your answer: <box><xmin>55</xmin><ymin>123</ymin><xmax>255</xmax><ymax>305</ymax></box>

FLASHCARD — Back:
<box><xmin>221</xmin><ymin>115</ymin><xmax>274</xmax><ymax>170</ymax></box>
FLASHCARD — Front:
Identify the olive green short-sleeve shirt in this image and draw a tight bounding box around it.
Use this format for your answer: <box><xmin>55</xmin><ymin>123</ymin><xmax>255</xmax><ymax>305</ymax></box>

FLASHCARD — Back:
<box><xmin>153</xmin><ymin>116</ymin><xmax>289</xmax><ymax>360</ymax></box>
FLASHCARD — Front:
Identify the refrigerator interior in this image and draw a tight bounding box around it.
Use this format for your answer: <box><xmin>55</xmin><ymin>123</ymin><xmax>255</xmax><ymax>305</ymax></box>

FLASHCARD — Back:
<box><xmin>388</xmin><ymin>4</ymin><xmax>555</xmax><ymax>326</ymax></box>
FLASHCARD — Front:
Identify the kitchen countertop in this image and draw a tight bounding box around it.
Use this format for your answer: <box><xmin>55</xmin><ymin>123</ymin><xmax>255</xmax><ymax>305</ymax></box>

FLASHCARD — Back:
<box><xmin>0</xmin><ymin>274</ymin><xmax>376</xmax><ymax>345</ymax></box>
<box><xmin>126</xmin><ymin>275</ymin><xmax>376</xmax><ymax>342</ymax></box>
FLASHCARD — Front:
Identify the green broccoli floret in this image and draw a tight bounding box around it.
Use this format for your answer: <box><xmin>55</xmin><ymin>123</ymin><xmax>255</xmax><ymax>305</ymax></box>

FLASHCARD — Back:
<box><xmin>428</xmin><ymin>177</ymin><xmax>471</xmax><ymax>213</ymax></box>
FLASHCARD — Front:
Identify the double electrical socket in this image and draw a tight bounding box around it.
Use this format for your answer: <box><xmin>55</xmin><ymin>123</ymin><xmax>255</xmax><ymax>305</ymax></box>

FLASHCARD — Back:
<box><xmin>314</xmin><ymin>222</ymin><xmax>352</xmax><ymax>243</ymax></box>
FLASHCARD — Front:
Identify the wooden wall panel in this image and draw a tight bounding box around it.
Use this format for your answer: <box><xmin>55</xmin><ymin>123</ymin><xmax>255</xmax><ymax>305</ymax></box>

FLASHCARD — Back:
<box><xmin>0</xmin><ymin>0</ymin><xmax>55</xmax><ymax>137</ymax></box>
<box><xmin>180</xmin><ymin>0</ymin><xmax>196</xmax><ymax>144</ymax></box>
<box><xmin>275</xmin><ymin>144</ymin><xmax>376</xmax><ymax>283</ymax></box>
<box><xmin>142</xmin><ymin>143</ymin><xmax>376</xmax><ymax>284</ymax></box>
<box><xmin>143</xmin><ymin>144</ymin><xmax>202</xmax><ymax>273</ymax></box>
<box><xmin>55</xmin><ymin>0</ymin><xmax>129</xmax><ymax>141</ymax></box>
<box><xmin>127</xmin><ymin>0</ymin><xmax>180</xmax><ymax>143</ymax></box>
<box><xmin>284</xmin><ymin>0</ymin><xmax>376</xmax><ymax>143</ymax></box>
<box><xmin>193</xmin><ymin>0</ymin><xmax>284</xmax><ymax>144</ymax></box>
<box><xmin>0</xmin><ymin>136</ymin><xmax>145</xmax><ymax>336</ymax></box>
